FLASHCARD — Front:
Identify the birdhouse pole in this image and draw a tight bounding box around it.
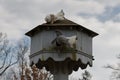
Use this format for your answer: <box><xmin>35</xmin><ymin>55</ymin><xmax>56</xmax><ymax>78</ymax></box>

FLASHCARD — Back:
<box><xmin>25</xmin><ymin>10</ymin><xmax>98</xmax><ymax>80</ymax></box>
<box><xmin>53</xmin><ymin>63</ymin><xmax>69</xmax><ymax>80</ymax></box>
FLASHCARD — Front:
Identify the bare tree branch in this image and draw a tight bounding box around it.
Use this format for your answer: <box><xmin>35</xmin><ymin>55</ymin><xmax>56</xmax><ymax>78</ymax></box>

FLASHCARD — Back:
<box><xmin>0</xmin><ymin>33</ymin><xmax>9</xmax><ymax>69</ymax></box>
<box><xmin>0</xmin><ymin>58</ymin><xmax>19</xmax><ymax>76</ymax></box>
<box><xmin>0</xmin><ymin>33</ymin><xmax>29</xmax><ymax>76</ymax></box>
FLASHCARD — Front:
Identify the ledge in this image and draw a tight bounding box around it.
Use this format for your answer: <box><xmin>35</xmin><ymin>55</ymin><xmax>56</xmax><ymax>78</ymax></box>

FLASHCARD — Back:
<box><xmin>29</xmin><ymin>50</ymin><xmax>93</xmax><ymax>71</ymax></box>
<box><xmin>29</xmin><ymin>50</ymin><xmax>94</xmax><ymax>60</ymax></box>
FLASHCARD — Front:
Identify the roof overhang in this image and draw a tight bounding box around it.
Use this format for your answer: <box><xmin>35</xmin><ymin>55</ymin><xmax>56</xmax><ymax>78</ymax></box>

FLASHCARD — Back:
<box><xmin>25</xmin><ymin>24</ymin><xmax>98</xmax><ymax>37</ymax></box>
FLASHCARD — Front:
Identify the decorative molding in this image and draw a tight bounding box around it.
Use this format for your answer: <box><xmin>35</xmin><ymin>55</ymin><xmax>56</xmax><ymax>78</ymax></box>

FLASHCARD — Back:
<box><xmin>29</xmin><ymin>50</ymin><xmax>94</xmax><ymax>60</ymax></box>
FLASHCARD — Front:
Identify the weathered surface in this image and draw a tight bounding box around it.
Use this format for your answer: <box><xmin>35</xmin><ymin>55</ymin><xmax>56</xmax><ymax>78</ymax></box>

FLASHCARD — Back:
<box><xmin>25</xmin><ymin>14</ymin><xmax>98</xmax><ymax>80</ymax></box>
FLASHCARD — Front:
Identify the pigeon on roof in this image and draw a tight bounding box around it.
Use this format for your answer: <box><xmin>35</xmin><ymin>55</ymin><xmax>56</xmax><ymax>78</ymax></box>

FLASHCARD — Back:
<box><xmin>56</xmin><ymin>9</ymin><xmax>65</xmax><ymax>21</ymax></box>
<box><xmin>45</xmin><ymin>10</ymin><xmax>65</xmax><ymax>24</ymax></box>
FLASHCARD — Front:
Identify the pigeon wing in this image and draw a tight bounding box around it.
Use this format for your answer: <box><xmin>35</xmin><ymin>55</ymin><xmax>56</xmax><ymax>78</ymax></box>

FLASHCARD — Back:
<box><xmin>51</xmin><ymin>38</ymin><xmax>57</xmax><ymax>44</ymax></box>
<box><xmin>57</xmin><ymin>35</ymin><xmax>69</xmax><ymax>44</ymax></box>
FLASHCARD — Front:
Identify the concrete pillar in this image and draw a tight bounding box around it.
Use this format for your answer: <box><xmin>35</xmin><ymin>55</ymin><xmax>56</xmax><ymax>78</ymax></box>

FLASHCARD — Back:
<box><xmin>53</xmin><ymin>62</ymin><xmax>69</xmax><ymax>80</ymax></box>
<box><xmin>54</xmin><ymin>73</ymin><xmax>68</xmax><ymax>80</ymax></box>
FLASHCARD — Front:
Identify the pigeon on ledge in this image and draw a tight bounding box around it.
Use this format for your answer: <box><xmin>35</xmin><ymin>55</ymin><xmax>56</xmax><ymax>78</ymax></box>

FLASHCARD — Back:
<box><xmin>51</xmin><ymin>30</ymin><xmax>71</xmax><ymax>50</ymax></box>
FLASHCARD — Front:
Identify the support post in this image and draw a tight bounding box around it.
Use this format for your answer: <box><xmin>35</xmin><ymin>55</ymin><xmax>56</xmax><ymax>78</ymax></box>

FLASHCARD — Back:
<box><xmin>54</xmin><ymin>72</ymin><xmax>68</xmax><ymax>80</ymax></box>
<box><xmin>53</xmin><ymin>62</ymin><xmax>69</xmax><ymax>80</ymax></box>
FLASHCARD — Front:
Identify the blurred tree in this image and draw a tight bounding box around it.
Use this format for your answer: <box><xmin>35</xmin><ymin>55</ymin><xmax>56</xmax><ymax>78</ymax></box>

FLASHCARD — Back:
<box><xmin>0</xmin><ymin>32</ymin><xmax>29</xmax><ymax>76</ymax></box>
<box><xmin>79</xmin><ymin>70</ymin><xmax>92</xmax><ymax>80</ymax></box>
<box><xmin>0</xmin><ymin>32</ymin><xmax>18</xmax><ymax>76</ymax></box>
<box><xmin>104</xmin><ymin>54</ymin><xmax>120</xmax><ymax>80</ymax></box>
<box><xmin>0</xmin><ymin>32</ymin><xmax>54</xmax><ymax>80</ymax></box>
<box><xmin>16</xmin><ymin>39</ymin><xmax>29</xmax><ymax>78</ymax></box>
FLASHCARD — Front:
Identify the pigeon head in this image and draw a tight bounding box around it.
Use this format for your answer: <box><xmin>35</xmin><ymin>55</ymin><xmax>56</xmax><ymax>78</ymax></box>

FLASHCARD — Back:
<box><xmin>55</xmin><ymin>30</ymin><xmax>63</xmax><ymax>36</ymax></box>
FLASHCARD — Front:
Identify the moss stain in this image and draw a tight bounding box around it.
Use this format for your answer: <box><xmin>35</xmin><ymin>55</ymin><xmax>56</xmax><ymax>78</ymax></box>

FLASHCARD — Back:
<box><xmin>72</xmin><ymin>52</ymin><xmax>77</xmax><ymax>61</ymax></box>
<box><xmin>41</xmin><ymin>55</ymin><xmax>45</xmax><ymax>61</ymax></box>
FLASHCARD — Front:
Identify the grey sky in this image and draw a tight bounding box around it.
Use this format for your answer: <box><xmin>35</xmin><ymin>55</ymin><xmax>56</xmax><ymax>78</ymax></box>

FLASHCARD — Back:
<box><xmin>0</xmin><ymin>0</ymin><xmax>120</xmax><ymax>80</ymax></box>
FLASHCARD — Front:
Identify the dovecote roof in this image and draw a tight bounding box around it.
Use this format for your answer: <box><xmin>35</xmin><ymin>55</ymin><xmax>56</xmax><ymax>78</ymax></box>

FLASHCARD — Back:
<box><xmin>25</xmin><ymin>18</ymin><xmax>98</xmax><ymax>37</ymax></box>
